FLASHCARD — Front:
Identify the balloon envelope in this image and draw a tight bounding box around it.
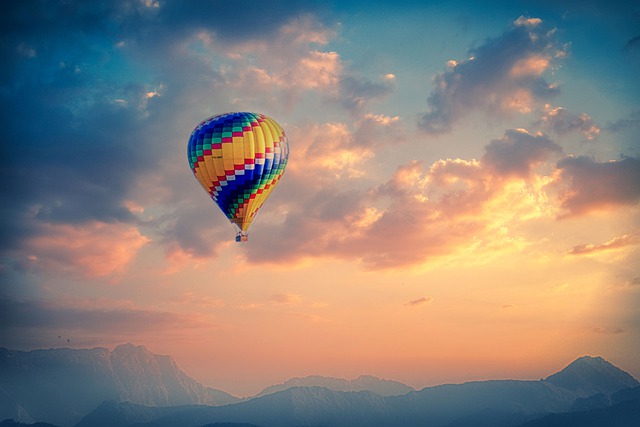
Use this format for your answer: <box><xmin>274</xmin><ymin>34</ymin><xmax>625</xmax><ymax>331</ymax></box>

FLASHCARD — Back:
<box><xmin>187</xmin><ymin>112</ymin><xmax>289</xmax><ymax>242</ymax></box>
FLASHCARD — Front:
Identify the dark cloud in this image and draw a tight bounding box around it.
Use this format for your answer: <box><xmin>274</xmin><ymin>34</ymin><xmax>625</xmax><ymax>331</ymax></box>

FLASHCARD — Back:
<box><xmin>159</xmin><ymin>203</ymin><xmax>231</xmax><ymax>259</ymax></box>
<box><xmin>338</xmin><ymin>74</ymin><xmax>395</xmax><ymax>112</ymax></box>
<box><xmin>0</xmin><ymin>3</ymin><xmax>155</xmax><ymax>255</ymax></box>
<box><xmin>536</xmin><ymin>106</ymin><xmax>600</xmax><ymax>139</ymax></box>
<box><xmin>482</xmin><ymin>129</ymin><xmax>562</xmax><ymax>179</ymax></box>
<box><xmin>419</xmin><ymin>16</ymin><xmax>565</xmax><ymax>134</ymax></box>
<box><xmin>556</xmin><ymin>156</ymin><xmax>640</xmax><ymax>216</ymax></box>
<box><xmin>406</xmin><ymin>296</ymin><xmax>433</xmax><ymax>306</ymax></box>
<box><xmin>606</xmin><ymin>110</ymin><xmax>640</xmax><ymax>133</ymax></box>
<box><xmin>157</xmin><ymin>0</ymin><xmax>327</xmax><ymax>43</ymax></box>
<box><xmin>625</xmin><ymin>36</ymin><xmax>640</xmax><ymax>52</ymax></box>
<box><xmin>0</xmin><ymin>1</ymin><xmax>324</xmax><ymax>55</ymax></box>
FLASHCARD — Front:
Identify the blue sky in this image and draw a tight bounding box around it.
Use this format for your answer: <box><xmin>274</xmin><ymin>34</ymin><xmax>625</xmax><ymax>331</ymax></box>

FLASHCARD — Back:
<box><xmin>1</xmin><ymin>0</ymin><xmax>639</xmax><ymax>396</ymax></box>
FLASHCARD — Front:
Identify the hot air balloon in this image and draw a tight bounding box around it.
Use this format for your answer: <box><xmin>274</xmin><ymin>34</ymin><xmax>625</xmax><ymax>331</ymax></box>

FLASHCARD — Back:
<box><xmin>187</xmin><ymin>112</ymin><xmax>289</xmax><ymax>242</ymax></box>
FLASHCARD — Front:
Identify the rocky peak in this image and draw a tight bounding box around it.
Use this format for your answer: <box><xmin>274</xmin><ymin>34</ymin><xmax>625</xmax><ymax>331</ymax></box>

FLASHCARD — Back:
<box><xmin>545</xmin><ymin>355</ymin><xmax>639</xmax><ymax>397</ymax></box>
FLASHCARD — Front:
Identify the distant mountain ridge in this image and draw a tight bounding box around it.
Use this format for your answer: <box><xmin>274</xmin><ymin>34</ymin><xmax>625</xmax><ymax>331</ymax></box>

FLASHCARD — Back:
<box><xmin>1</xmin><ymin>346</ymin><xmax>638</xmax><ymax>427</ymax></box>
<box><xmin>255</xmin><ymin>374</ymin><xmax>414</xmax><ymax>397</ymax></box>
<box><xmin>0</xmin><ymin>344</ymin><xmax>238</xmax><ymax>426</ymax></box>
<box><xmin>74</xmin><ymin>355</ymin><xmax>638</xmax><ymax>427</ymax></box>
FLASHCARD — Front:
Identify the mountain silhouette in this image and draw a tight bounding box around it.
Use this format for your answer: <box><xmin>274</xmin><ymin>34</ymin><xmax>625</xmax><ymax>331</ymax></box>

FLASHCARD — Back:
<box><xmin>516</xmin><ymin>386</ymin><xmax>640</xmax><ymax>427</ymax></box>
<box><xmin>544</xmin><ymin>355</ymin><xmax>638</xmax><ymax>397</ymax></box>
<box><xmin>77</xmin><ymin>357</ymin><xmax>639</xmax><ymax>427</ymax></box>
<box><xmin>0</xmin><ymin>344</ymin><xmax>238</xmax><ymax>426</ymax></box>
<box><xmin>1</xmin><ymin>347</ymin><xmax>638</xmax><ymax>427</ymax></box>
<box><xmin>254</xmin><ymin>374</ymin><xmax>414</xmax><ymax>397</ymax></box>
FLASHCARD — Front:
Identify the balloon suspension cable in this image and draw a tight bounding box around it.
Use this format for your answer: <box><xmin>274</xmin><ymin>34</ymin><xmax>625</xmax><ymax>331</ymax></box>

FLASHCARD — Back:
<box><xmin>235</xmin><ymin>230</ymin><xmax>248</xmax><ymax>243</ymax></box>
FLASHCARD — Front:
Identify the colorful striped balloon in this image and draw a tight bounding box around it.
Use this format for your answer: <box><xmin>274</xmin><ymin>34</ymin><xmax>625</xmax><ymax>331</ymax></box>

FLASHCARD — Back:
<box><xmin>187</xmin><ymin>112</ymin><xmax>289</xmax><ymax>242</ymax></box>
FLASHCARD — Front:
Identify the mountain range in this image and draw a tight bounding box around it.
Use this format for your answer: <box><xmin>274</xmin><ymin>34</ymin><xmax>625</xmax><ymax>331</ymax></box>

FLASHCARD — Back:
<box><xmin>0</xmin><ymin>344</ymin><xmax>238</xmax><ymax>426</ymax></box>
<box><xmin>254</xmin><ymin>374</ymin><xmax>414</xmax><ymax>397</ymax></box>
<box><xmin>1</xmin><ymin>344</ymin><xmax>638</xmax><ymax>427</ymax></box>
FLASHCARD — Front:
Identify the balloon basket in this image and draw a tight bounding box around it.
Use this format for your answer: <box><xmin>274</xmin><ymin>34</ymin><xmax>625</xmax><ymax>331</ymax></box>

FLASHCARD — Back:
<box><xmin>236</xmin><ymin>231</ymin><xmax>248</xmax><ymax>242</ymax></box>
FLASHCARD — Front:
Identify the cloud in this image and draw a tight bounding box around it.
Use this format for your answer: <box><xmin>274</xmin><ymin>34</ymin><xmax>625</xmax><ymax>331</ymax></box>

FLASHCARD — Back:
<box><xmin>419</xmin><ymin>16</ymin><xmax>566</xmax><ymax>134</ymax></box>
<box><xmin>338</xmin><ymin>73</ymin><xmax>396</xmax><ymax>112</ymax></box>
<box><xmin>0</xmin><ymin>0</ymin><xmax>403</xmax><ymax>279</ymax></box>
<box><xmin>482</xmin><ymin>128</ymin><xmax>562</xmax><ymax>179</ymax></box>
<box><xmin>0</xmin><ymin>296</ymin><xmax>209</xmax><ymax>348</ymax></box>
<box><xmin>606</xmin><ymin>110</ymin><xmax>640</xmax><ymax>133</ymax></box>
<box><xmin>17</xmin><ymin>222</ymin><xmax>149</xmax><ymax>279</ymax></box>
<box><xmin>570</xmin><ymin>233</ymin><xmax>640</xmax><ymax>255</ymax></box>
<box><xmin>241</xmin><ymin>128</ymin><xmax>555</xmax><ymax>269</ymax></box>
<box><xmin>556</xmin><ymin>156</ymin><xmax>640</xmax><ymax>216</ymax></box>
<box><xmin>0</xmin><ymin>1</ymin><xmax>344</xmax><ymax>276</ymax></box>
<box><xmin>353</xmin><ymin>113</ymin><xmax>405</xmax><ymax>147</ymax></box>
<box><xmin>157</xmin><ymin>0</ymin><xmax>326</xmax><ymax>44</ymax></box>
<box><xmin>216</xmin><ymin>16</ymin><xmax>343</xmax><ymax>106</ymax></box>
<box><xmin>287</xmin><ymin>122</ymin><xmax>373</xmax><ymax>181</ymax></box>
<box><xmin>271</xmin><ymin>294</ymin><xmax>304</xmax><ymax>305</ymax></box>
<box><xmin>625</xmin><ymin>35</ymin><xmax>640</xmax><ymax>53</ymax></box>
<box><xmin>537</xmin><ymin>105</ymin><xmax>600</xmax><ymax>139</ymax></box>
<box><xmin>406</xmin><ymin>297</ymin><xmax>433</xmax><ymax>306</ymax></box>
<box><xmin>204</xmin><ymin>16</ymin><xmax>396</xmax><ymax>114</ymax></box>
<box><xmin>591</xmin><ymin>326</ymin><xmax>626</xmax><ymax>335</ymax></box>
<box><xmin>0</xmin><ymin>1</ymin><xmax>182</xmax><ymax>265</ymax></box>
<box><xmin>159</xmin><ymin>204</ymin><xmax>231</xmax><ymax>259</ymax></box>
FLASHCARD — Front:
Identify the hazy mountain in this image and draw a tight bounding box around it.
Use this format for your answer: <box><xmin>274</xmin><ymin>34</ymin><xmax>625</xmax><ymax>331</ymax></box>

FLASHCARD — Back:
<box><xmin>516</xmin><ymin>386</ymin><xmax>640</xmax><ymax>427</ymax></box>
<box><xmin>545</xmin><ymin>356</ymin><xmax>639</xmax><ymax>397</ymax></box>
<box><xmin>0</xmin><ymin>344</ymin><xmax>238</xmax><ymax>426</ymax></box>
<box><xmin>2</xmin><ymin>349</ymin><xmax>639</xmax><ymax>427</ymax></box>
<box><xmin>73</xmin><ymin>401</ymin><xmax>201</xmax><ymax>427</ymax></box>
<box><xmin>254</xmin><ymin>374</ymin><xmax>414</xmax><ymax>397</ymax></box>
<box><xmin>81</xmin><ymin>355</ymin><xmax>638</xmax><ymax>427</ymax></box>
<box><xmin>117</xmin><ymin>387</ymin><xmax>392</xmax><ymax>427</ymax></box>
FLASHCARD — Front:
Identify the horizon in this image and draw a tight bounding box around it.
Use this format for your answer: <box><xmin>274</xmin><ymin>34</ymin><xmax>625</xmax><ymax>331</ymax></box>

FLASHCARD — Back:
<box><xmin>2</xmin><ymin>0</ymin><xmax>639</xmax><ymax>399</ymax></box>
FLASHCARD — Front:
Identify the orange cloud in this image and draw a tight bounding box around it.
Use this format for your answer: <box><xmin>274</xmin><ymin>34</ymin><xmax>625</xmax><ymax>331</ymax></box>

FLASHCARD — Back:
<box><xmin>509</xmin><ymin>55</ymin><xmax>550</xmax><ymax>78</ymax></box>
<box><xmin>287</xmin><ymin>122</ymin><xmax>373</xmax><ymax>181</ymax></box>
<box><xmin>352</xmin><ymin>113</ymin><xmax>405</xmax><ymax>150</ymax></box>
<box><xmin>24</xmin><ymin>222</ymin><xmax>149</xmax><ymax>279</ymax></box>
<box><xmin>271</xmin><ymin>293</ymin><xmax>304</xmax><ymax>305</ymax></box>
<box><xmin>570</xmin><ymin>233</ymin><xmax>640</xmax><ymax>255</ymax></box>
<box><xmin>245</xmin><ymin>127</ymin><xmax>565</xmax><ymax>269</ymax></box>
<box><xmin>216</xmin><ymin>16</ymin><xmax>342</xmax><ymax>101</ymax></box>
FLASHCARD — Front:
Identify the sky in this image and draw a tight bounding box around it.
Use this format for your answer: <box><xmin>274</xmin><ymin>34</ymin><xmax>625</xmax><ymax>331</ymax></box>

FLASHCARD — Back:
<box><xmin>1</xmin><ymin>0</ymin><xmax>639</xmax><ymax>397</ymax></box>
